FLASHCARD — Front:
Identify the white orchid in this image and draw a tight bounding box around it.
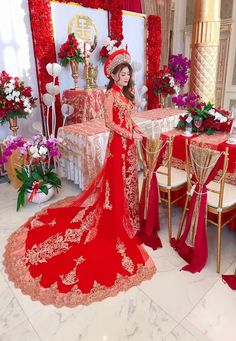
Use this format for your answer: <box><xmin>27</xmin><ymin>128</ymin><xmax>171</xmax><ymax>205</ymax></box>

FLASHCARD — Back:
<box><xmin>39</xmin><ymin>146</ymin><xmax>48</xmax><ymax>155</ymax></box>
<box><xmin>29</xmin><ymin>146</ymin><xmax>39</xmax><ymax>155</ymax></box>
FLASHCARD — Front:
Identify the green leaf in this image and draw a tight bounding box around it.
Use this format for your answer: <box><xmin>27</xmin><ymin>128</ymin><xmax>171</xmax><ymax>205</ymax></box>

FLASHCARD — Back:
<box><xmin>17</xmin><ymin>190</ymin><xmax>25</xmax><ymax>211</ymax></box>
<box><xmin>31</xmin><ymin>171</ymin><xmax>42</xmax><ymax>180</ymax></box>
<box><xmin>39</xmin><ymin>184</ymin><xmax>49</xmax><ymax>195</ymax></box>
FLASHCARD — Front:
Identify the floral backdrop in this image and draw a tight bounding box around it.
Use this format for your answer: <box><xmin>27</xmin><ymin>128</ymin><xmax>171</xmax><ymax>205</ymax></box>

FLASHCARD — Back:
<box><xmin>28</xmin><ymin>0</ymin><xmax>162</xmax><ymax>130</ymax></box>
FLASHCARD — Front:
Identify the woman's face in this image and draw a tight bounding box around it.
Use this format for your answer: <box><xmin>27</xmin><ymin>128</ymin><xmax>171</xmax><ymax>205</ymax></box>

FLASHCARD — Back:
<box><xmin>112</xmin><ymin>66</ymin><xmax>130</xmax><ymax>88</ymax></box>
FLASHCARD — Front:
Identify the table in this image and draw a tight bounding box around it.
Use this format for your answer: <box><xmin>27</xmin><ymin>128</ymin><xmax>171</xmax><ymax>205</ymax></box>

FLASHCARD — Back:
<box><xmin>161</xmin><ymin>130</ymin><xmax>236</xmax><ymax>185</ymax></box>
<box><xmin>58</xmin><ymin>109</ymin><xmax>185</xmax><ymax>189</ymax></box>
<box><xmin>62</xmin><ymin>88</ymin><xmax>105</xmax><ymax>124</ymax></box>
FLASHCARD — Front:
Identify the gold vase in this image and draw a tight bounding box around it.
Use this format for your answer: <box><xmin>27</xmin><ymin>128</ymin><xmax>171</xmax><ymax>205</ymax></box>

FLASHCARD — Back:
<box><xmin>9</xmin><ymin>117</ymin><xmax>19</xmax><ymax>136</ymax></box>
<box><xmin>70</xmin><ymin>60</ymin><xmax>79</xmax><ymax>89</ymax></box>
<box><xmin>157</xmin><ymin>94</ymin><xmax>165</xmax><ymax>108</ymax></box>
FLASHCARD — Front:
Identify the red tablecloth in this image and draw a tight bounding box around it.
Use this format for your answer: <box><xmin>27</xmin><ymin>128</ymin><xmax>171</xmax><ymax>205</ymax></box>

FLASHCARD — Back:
<box><xmin>62</xmin><ymin>89</ymin><xmax>105</xmax><ymax>124</ymax></box>
<box><xmin>161</xmin><ymin>130</ymin><xmax>236</xmax><ymax>230</ymax></box>
<box><xmin>162</xmin><ymin>130</ymin><xmax>236</xmax><ymax>185</ymax></box>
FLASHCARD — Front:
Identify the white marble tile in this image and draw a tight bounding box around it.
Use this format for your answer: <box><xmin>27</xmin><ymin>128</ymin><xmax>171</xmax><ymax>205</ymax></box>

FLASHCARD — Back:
<box><xmin>0</xmin><ymin>272</ymin><xmax>28</xmax><ymax>335</ymax></box>
<box><xmin>27</xmin><ymin>287</ymin><xmax>176</xmax><ymax>341</ymax></box>
<box><xmin>0</xmin><ymin>320</ymin><xmax>40</xmax><ymax>341</ymax></box>
<box><xmin>139</xmin><ymin>205</ymin><xmax>236</xmax><ymax>323</ymax></box>
<box><xmin>186</xmin><ymin>261</ymin><xmax>236</xmax><ymax>341</ymax></box>
<box><xmin>164</xmin><ymin>320</ymin><xmax>213</xmax><ymax>341</ymax></box>
<box><xmin>0</xmin><ymin>229</ymin><xmax>11</xmax><ymax>271</ymax></box>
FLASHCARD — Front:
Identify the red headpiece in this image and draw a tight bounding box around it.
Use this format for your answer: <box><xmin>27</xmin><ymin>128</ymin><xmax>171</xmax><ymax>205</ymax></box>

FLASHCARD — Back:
<box><xmin>104</xmin><ymin>49</ymin><xmax>131</xmax><ymax>78</ymax></box>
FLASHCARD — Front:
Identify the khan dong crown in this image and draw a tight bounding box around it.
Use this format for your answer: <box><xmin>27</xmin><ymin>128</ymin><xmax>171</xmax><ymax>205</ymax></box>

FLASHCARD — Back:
<box><xmin>104</xmin><ymin>49</ymin><xmax>131</xmax><ymax>78</ymax></box>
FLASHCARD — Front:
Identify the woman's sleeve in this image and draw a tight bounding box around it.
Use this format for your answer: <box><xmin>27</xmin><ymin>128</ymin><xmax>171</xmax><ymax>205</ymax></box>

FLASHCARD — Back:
<box><xmin>104</xmin><ymin>91</ymin><xmax>133</xmax><ymax>139</ymax></box>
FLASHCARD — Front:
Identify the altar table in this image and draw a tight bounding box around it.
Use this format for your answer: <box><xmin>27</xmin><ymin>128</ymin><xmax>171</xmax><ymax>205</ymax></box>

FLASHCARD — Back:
<box><xmin>58</xmin><ymin>109</ymin><xmax>185</xmax><ymax>189</ymax></box>
<box><xmin>62</xmin><ymin>88</ymin><xmax>105</xmax><ymax>124</ymax></box>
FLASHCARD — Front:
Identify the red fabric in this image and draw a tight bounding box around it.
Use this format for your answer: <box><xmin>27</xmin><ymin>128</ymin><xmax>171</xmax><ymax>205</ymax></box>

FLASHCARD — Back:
<box><xmin>121</xmin><ymin>0</ymin><xmax>142</xmax><ymax>13</ymax></box>
<box><xmin>217</xmin><ymin>141</ymin><xmax>236</xmax><ymax>173</ymax></box>
<box><xmin>147</xmin><ymin>15</ymin><xmax>162</xmax><ymax>109</ymax></box>
<box><xmin>171</xmin><ymin>147</ymin><xmax>225</xmax><ymax>273</ymax></box>
<box><xmin>3</xmin><ymin>84</ymin><xmax>156</xmax><ymax>307</ymax></box>
<box><xmin>222</xmin><ymin>274</ymin><xmax>236</xmax><ymax>290</ymax></box>
<box><xmin>138</xmin><ymin>137</ymin><xmax>167</xmax><ymax>250</ymax></box>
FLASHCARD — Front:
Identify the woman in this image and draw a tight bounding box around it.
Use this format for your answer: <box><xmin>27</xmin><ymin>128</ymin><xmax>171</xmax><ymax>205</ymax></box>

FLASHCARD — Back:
<box><xmin>4</xmin><ymin>49</ymin><xmax>156</xmax><ymax>307</ymax></box>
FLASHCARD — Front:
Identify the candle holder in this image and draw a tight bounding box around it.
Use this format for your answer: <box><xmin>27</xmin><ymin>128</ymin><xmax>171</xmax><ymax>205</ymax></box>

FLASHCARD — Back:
<box><xmin>70</xmin><ymin>60</ymin><xmax>79</xmax><ymax>89</ymax></box>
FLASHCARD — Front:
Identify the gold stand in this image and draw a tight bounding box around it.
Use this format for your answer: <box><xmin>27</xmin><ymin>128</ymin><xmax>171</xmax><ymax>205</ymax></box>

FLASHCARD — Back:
<box><xmin>189</xmin><ymin>0</ymin><xmax>221</xmax><ymax>103</ymax></box>
<box><xmin>6</xmin><ymin>150</ymin><xmax>23</xmax><ymax>189</ymax></box>
<box><xmin>70</xmin><ymin>60</ymin><xmax>79</xmax><ymax>89</ymax></box>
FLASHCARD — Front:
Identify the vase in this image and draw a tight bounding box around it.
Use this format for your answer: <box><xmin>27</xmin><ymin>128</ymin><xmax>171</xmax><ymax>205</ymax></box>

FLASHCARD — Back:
<box><xmin>26</xmin><ymin>185</ymin><xmax>55</xmax><ymax>204</ymax></box>
<box><xmin>157</xmin><ymin>94</ymin><xmax>166</xmax><ymax>108</ymax></box>
<box><xmin>9</xmin><ymin>117</ymin><xmax>19</xmax><ymax>136</ymax></box>
<box><xmin>70</xmin><ymin>60</ymin><xmax>79</xmax><ymax>90</ymax></box>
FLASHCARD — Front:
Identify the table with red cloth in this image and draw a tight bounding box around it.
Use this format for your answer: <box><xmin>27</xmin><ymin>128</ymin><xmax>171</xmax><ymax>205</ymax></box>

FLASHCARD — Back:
<box><xmin>58</xmin><ymin>108</ymin><xmax>185</xmax><ymax>189</ymax></box>
<box><xmin>161</xmin><ymin>129</ymin><xmax>236</xmax><ymax>229</ymax></box>
<box><xmin>62</xmin><ymin>88</ymin><xmax>105</xmax><ymax>124</ymax></box>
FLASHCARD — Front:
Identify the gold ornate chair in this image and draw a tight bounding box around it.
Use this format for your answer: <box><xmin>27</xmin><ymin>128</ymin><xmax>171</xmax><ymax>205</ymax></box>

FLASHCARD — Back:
<box><xmin>156</xmin><ymin>136</ymin><xmax>188</xmax><ymax>241</ymax></box>
<box><xmin>177</xmin><ymin>139</ymin><xmax>236</xmax><ymax>273</ymax></box>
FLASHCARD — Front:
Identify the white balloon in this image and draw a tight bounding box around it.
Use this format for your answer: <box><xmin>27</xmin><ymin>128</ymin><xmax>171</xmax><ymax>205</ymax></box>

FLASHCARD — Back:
<box><xmin>42</xmin><ymin>93</ymin><xmax>54</xmax><ymax>107</ymax></box>
<box><xmin>140</xmin><ymin>85</ymin><xmax>148</xmax><ymax>95</ymax></box>
<box><xmin>46</xmin><ymin>83</ymin><xmax>60</xmax><ymax>96</ymax></box>
<box><xmin>61</xmin><ymin>103</ymin><xmax>74</xmax><ymax>117</ymax></box>
<box><xmin>46</xmin><ymin>63</ymin><xmax>62</xmax><ymax>77</ymax></box>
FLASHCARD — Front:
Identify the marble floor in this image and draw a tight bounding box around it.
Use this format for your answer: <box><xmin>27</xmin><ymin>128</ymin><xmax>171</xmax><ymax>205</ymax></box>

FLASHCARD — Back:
<box><xmin>0</xmin><ymin>179</ymin><xmax>236</xmax><ymax>341</ymax></box>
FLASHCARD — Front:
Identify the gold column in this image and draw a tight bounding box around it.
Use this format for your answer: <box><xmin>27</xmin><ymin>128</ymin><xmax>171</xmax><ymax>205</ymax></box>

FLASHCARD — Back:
<box><xmin>189</xmin><ymin>0</ymin><xmax>221</xmax><ymax>103</ymax></box>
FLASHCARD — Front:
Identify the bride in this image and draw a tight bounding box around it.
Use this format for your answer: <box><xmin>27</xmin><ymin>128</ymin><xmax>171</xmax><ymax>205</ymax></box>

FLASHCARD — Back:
<box><xmin>4</xmin><ymin>49</ymin><xmax>156</xmax><ymax>307</ymax></box>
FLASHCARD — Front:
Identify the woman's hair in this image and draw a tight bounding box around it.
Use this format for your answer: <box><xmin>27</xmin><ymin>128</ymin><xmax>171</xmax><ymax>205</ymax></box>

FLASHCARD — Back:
<box><xmin>107</xmin><ymin>62</ymin><xmax>135</xmax><ymax>103</ymax></box>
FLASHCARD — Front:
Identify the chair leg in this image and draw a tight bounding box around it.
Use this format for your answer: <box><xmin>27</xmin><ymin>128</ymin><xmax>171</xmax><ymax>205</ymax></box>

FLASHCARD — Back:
<box><xmin>176</xmin><ymin>196</ymin><xmax>189</xmax><ymax>240</ymax></box>
<box><xmin>217</xmin><ymin>213</ymin><xmax>222</xmax><ymax>273</ymax></box>
<box><xmin>168</xmin><ymin>190</ymin><xmax>172</xmax><ymax>241</ymax></box>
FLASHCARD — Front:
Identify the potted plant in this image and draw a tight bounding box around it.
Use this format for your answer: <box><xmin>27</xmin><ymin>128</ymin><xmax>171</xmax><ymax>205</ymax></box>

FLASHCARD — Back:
<box><xmin>0</xmin><ymin>134</ymin><xmax>62</xmax><ymax>210</ymax></box>
<box><xmin>0</xmin><ymin>70</ymin><xmax>36</xmax><ymax>134</ymax></box>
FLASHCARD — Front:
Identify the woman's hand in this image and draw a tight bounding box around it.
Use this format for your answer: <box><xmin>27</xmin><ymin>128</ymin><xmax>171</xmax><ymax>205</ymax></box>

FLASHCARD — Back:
<box><xmin>133</xmin><ymin>131</ymin><xmax>144</xmax><ymax>140</ymax></box>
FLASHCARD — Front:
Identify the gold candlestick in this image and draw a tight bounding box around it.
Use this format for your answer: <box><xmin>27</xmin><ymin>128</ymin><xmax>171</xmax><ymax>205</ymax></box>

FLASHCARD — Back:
<box><xmin>70</xmin><ymin>60</ymin><xmax>79</xmax><ymax>89</ymax></box>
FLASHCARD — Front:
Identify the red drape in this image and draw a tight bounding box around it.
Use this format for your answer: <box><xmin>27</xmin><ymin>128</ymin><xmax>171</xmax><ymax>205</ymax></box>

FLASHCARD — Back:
<box><xmin>222</xmin><ymin>274</ymin><xmax>236</xmax><ymax>290</ymax></box>
<box><xmin>171</xmin><ymin>149</ymin><xmax>225</xmax><ymax>273</ymax></box>
<box><xmin>138</xmin><ymin>137</ymin><xmax>167</xmax><ymax>250</ymax></box>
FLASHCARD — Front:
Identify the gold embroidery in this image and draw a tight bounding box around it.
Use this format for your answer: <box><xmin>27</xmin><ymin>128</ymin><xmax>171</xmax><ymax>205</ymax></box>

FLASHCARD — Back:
<box><xmin>60</xmin><ymin>256</ymin><xmax>85</xmax><ymax>285</ymax></box>
<box><xmin>103</xmin><ymin>180</ymin><xmax>112</xmax><ymax>210</ymax></box>
<box><xmin>70</xmin><ymin>208</ymin><xmax>87</xmax><ymax>223</ymax></box>
<box><xmin>30</xmin><ymin>218</ymin><xmax>44</xmax><ymax>229</ymax></box>
<box><xmin>116</xmin><ymin>240</ymin><xmax>134</xmax><ymax>274</ymax></box>
<box><xmin>25</xmin><ymin>233</ymin><xmax>70</xmax><ymax>265</ymax></box>
<box><xmin>48</xmin><ymin>219</ymin><xmax>56</xmax><ymax>227</ymax></box>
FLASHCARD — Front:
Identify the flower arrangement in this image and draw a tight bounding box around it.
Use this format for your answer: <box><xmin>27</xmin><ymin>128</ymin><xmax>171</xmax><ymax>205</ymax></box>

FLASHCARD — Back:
<box><xmin>168</xmin><ymin>54</ymin><xmax>191</xmax><ymax>88</ymax></box>
<box><xmin>146</xmin><ymin>15</ymin><xmax>161</xmax><ymax>109</ymax></box>
<box><xmin>58</xmin><ymin>33</ymin><xmax>84</xmax><ymax>66</ymax></box>
<box><xmin>99</xmin><ymin>37</ymin><xmax>125</xmax><ymax>64</ymax></box>
<box><xmin>154</xmin><ymin>65</ymin><xmax>179</xmax><ymax>98</ymax></box>
<box><xmin>0</xmin><ymin>71</ymin><xmax>36</xmax><ymax>125</ymax></box>
<box><xmin>0</xmin><ymin>134</ymin><xmax>62</xmax><ymax>210</ymax></box>
<box><xmin>173</xmin><ymin>93</ymin><xmax>232</xmax><ymax>134</ymax></box>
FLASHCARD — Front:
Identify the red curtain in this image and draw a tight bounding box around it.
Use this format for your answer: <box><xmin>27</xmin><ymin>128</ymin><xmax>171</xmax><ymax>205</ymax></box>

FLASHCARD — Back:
<box><xmin>121</xmin><ymin>0</ymin><xmax>142</xmax><ymax>13</ymax></box>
